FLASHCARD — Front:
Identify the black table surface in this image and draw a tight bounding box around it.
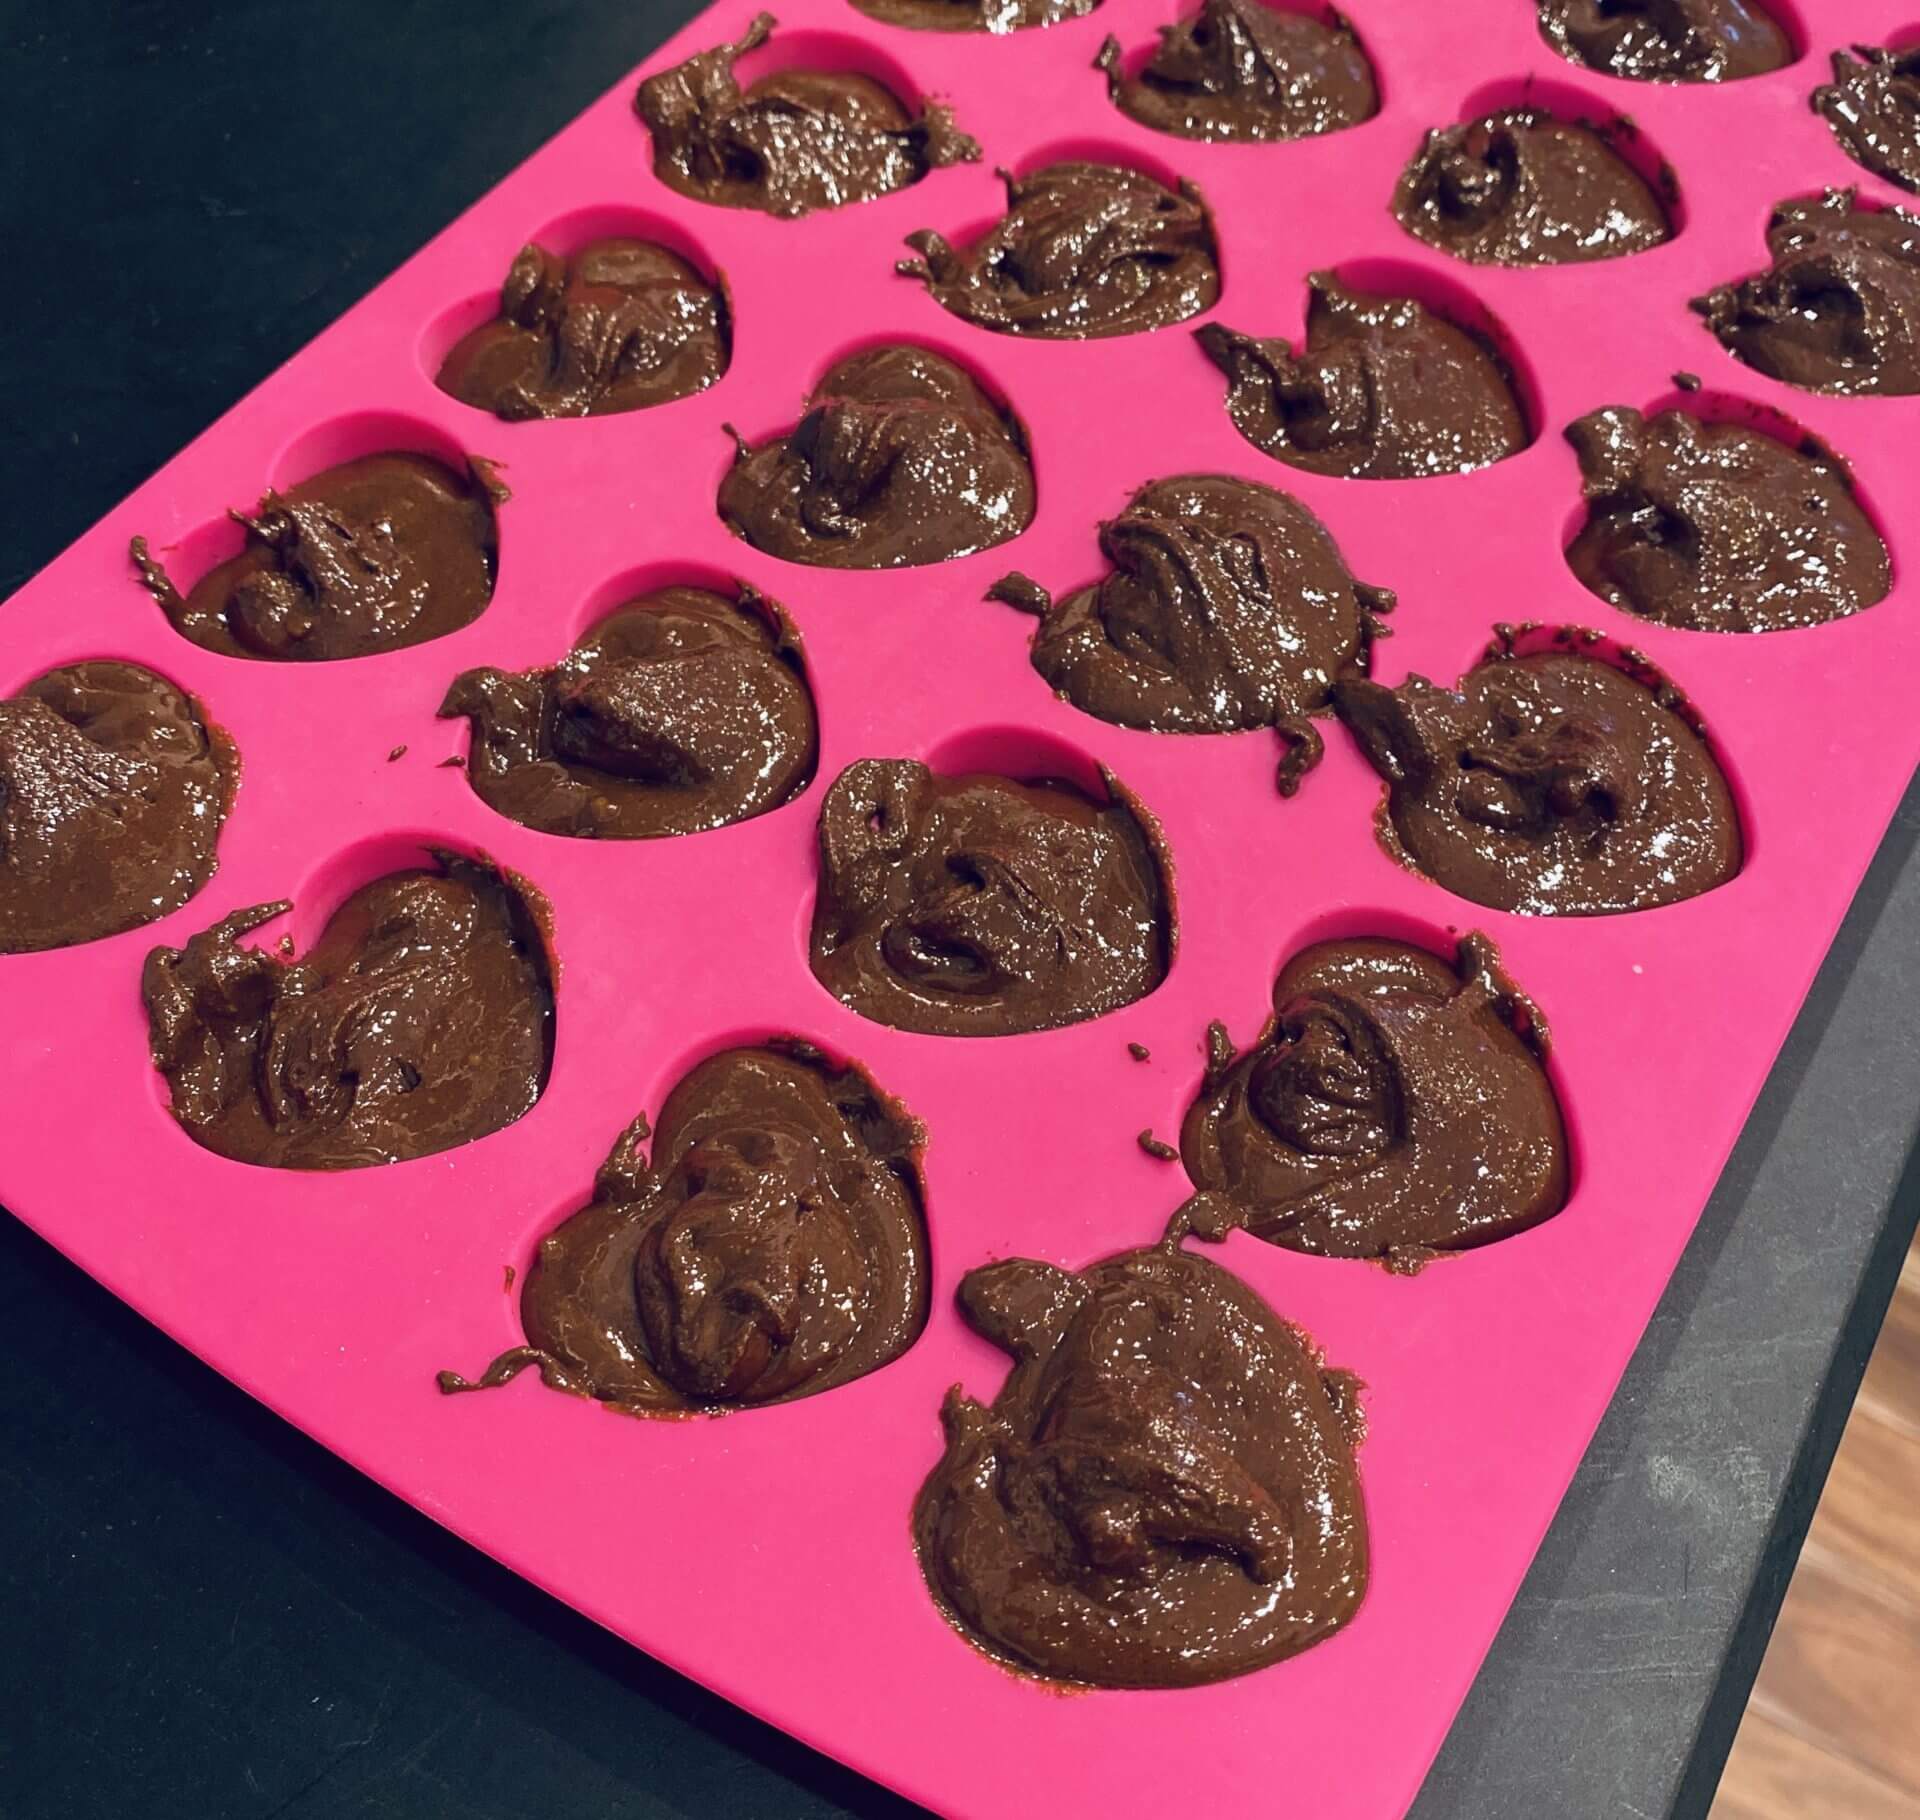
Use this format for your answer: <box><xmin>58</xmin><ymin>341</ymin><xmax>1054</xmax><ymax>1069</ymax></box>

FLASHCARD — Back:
<box><xmin>6</xmin><ymin>5</ymin><xmax>1919</xmax><ymax>1816</ymax></box>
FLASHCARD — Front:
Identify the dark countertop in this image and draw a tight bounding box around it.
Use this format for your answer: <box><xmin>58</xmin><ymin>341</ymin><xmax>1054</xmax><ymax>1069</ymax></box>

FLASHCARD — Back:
<box><xmin>4</xmin><ymin>5</ymin><xmax>1917</xmax><ymax>1816</ymax></box>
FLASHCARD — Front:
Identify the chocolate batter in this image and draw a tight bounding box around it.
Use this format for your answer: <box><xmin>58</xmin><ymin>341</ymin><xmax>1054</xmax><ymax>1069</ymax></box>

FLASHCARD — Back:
<box><xmin>900</xmin><ymin>162</ymin><xmax>1219</xmax><ymax>339</ymax></box>
<box><xmin>143</xmin><ymin>852</ymin><xmax>554</xmax><ymax>1168</ymax></box>
<box><xmin>988</xmin><ymin>475</ymin><xmax>1391</xmax><ymax>788</ymax></box>
<box><xmin>1393</xmin><ymin>110</ymin><xmax>1671</xmax><ymax>265</ymax></box>
<box><xmin>913</xmin><ymin>1241</ymin><xmax>1367</xmax><ymax>1687</ymax></box>
<box><xmin>131</xmin><ymin>453</ymin><xmax>501</xmax><ymax>661</ymax></box>
<box><xmin>0</xmin><ymin>662</ymin><xmax>236</xmax><ymax>954</ymax></box>
<box><xmin>635</xmin><ymin>14</ymin><xmax>979</xmax><ymax>219</ymax></box>
<box><xmin>1094</xmin><ymin>0</ymin><xmax>1378</xmax><ymax>143</ymax></box>
<box><xmin>1196</xmin><ymin>273</ymin><xmax>1530</xmax><ymax>480</ymax></box>
<box><xmin>439</xmin><ymin>584</ymin><xmax>816</xmax><ymax>838</ymax></box>
<box><xmin>434</xmin><ymin>238</ymin><xmax>728</xmax><ymax>420</ymax></box>
<box><xmin>717</xmin><ymin>345</ymin><xmax>1034</xmax><ymax>568</ymax></box>
<box><xmin>1565</xmin><ymin>406</ymin><xmax>1890</xmax><ymax>633</ymax></box>
<box><xmin>1691</xmin><ymin>190</ymin><xmax>1920</xmax><ymax>395</ymax></box>
<box><xmin>438</xmin><ymin>1042</ymin><xmax>927</xmax><ymax>1413</ymax></box>
<box><xmin>1536</xmin><ymin>0</ymin><xmax>1792</xmax><ymax>83</ymax></box>
<box><xmin>1177</xmin><ymin>936</ymin><xmax>1567</xmax><ymax>1270</ymax></box>
<box><xmin>810</xmin><ymin>758</ymin><xmax>1172</xmax><ymax>1036</ymax></box>
<box><xmin>849</xmin><ymin>0</ymin><xmax>1096</xmax><ymax>33</ymax></box>
<box><xmin>1817</xmin><ymin>45</ymin><xmax>1920</xmax><ymax>194</ymax></box>
<box><xmin>1334</xmin><ymin>635</ymin><xmax>1742</xmax><ymax>915</ymax></box>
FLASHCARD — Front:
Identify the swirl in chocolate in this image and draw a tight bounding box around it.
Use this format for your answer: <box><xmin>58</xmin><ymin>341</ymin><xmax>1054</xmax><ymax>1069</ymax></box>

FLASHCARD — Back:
<box><xmin>913</xmin><ymin>1242</ymin><xmax>1367</xmax><ymax>1687</ymax></box>
<box><xmin>717</xmin><ymin>345</ymin><xmax>1034</xmax><ymax>568</ymax></box>
<box><xmin>131</xmin><ymin>453</ymin><xmax>501</xmax><ymax>661</ymax></box>
<box><xmin>1094</xmin><ymin>0</ymin><xmax>1377</xmax><ymax>143</ymax></box>
<box><xmin>634</xmin><ymin>13</ymin><xmax>979</xmax><ymax>219</ymax></box>
<box><xmin>1565</xmin><ymin>406</ymin><xmax>1890</xmax><ymax>633</ymax></box>
<box><xmin>0</xmin><ymin>662</ymin><xmax>236</xmax><ymax>954</ymax></box>
<box><xmin>1691</xmin><ymin>190</ymin><xmax>1920</xmax><ymax>396</ymax></box>
<box><xmin>900</xmin><ymin>162</ymin><xmax>1219</xmax><ymax>340</ymax></box>
<box><xmin>1196</xmin><ymin>273</ymin><xmax>1530</xmax><ymax>480</ymax></box>
<box><xmin>1535</xmin><ymin>0</ymin><xmax>1792</xmax><ymax>83</ymax></box>
<box><xmin>1393</xmin><ymin>110</ymin><xmax>1670</xmax><ymax>266</ymax></box>
<box><xmin>989</xmin><ymin>475</ymin><xmax>1390</xmax><ymax>791</ymax></box>
<box><xmin>439</xmin><ymin>584</ymin><xmax>817</xmax><ymax>838</ymax></box>
<box><xmin>1817</xmin><ymin>45</ymin><xmax>1920</xmax><ymax>194</ymax></box>
<box><xmin>849</xmin><ymin>0</ymin><xmax>1096</xmax><ymax>34</ymax></box>
<box><xmin>439</xmin><ymin>1043</ymin><xmax>927</xmax><ymax>1414</ymax></box>
<box><xmin>810</xmin><ymin>758</ymin><xmax>1172</xmax><ymax>1036</ymax></box>
<box><xmin>143</xmin><ymin>852</ymin><xmax>554</xmax><ymax>1168</ymax></box>
<box><xmin>1334</xmin><ymin>635</ymin><xmax>1742</xmax><ymax>915</ymax></box>
<box><xmin>1177</xmin><ymin>936</ymin><xmax>1567</xmax><ymax>1271</ymax></box>
<box><xmin>435</xmin><ymin>238</ymin><xmax>728</xmax><ymax>420</ymax></box>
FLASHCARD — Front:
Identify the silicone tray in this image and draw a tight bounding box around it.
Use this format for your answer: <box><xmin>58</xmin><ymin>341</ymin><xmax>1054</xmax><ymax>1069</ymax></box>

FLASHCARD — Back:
<box><xmin>3</xmin><ymin>1</ymin><xmax>1914</xmax><ymax>1813</ymax></box>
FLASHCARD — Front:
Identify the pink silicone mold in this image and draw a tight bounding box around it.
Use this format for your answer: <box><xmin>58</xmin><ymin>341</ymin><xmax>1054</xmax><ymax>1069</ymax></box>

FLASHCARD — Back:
<box><xmin>3</xmin><ymin>3</ymin><xmax>1917</xmax><ymax>1817</ymax></box>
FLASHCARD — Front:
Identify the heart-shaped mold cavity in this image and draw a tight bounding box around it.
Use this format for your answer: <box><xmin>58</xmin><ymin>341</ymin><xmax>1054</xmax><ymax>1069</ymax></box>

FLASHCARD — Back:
<box><xmin>421</xmin><ymin>207</ymin><xmax>731</xmax><ymax>421</ymax></box>
<box><xmin>130</xmin><ymin>414</ymin><xmax>504</xmax><ymax>663</ymax></box>
<box><xmin>1092</xmin><ymin>0</ymin><xmax>1384</xmax><ymax>139</ymax></box>
<box><xmin>143</xmin><ymin>834</ymin><xmax>556</xmax><ymax>1169</ymax></box>
<box><xmin>1558</xmin><ymin>388</ymin><xmax>1895</xmax><ymax>632</ymax></box>
<box><xmin>846</xmin><ymin>0</ymin><xmax>1103</xmax><ymax>38</ymax></box>
<box><xmin>1196</xmin><ymin>259</ymin><xmax>1539</xmax><ymax>480</ymax></box>
<box><xmin>1332</xmin><ymin>624</ymin><xmax>1747</xmax><ymax>914</ymax></box>
<box><xmin>716</xmin><ymin>338</ymin><xmax>1036</xmax><ymax>568</ymax></box>
<box><xmin>0</xmin><ymin>657</ymin><xmax>240</xmax><ymax>955</ymax></box>
<box><xmin>436</xmin><ymin>1031</ymin><xmax>930</xmax><ymax>1414</ymax></box>
<box><xmin>1534</xmin><ymin>0</ymin><xmax>1804</xmax><ymax>83</ymax></box>
<box><xmin>1690</xmin><ymin>186</ymin><xmax>1920</xmax><ymax>397</ymax></box>
<box><xmin>1392</xmin><ymin>78</ymin><xmax>1684</xmax><ymax>265</ymax></box>
<box><xmin>898</xmin><ymin>145</ymin><xmax>1222</xmax><ymax>339</ymax></box>
<box><xmin>1174</xmin><ymin>920</ymin><xmax>1571</xmax><ymax>1266</ymax></box>
<box><xmin>807</xmin><ymin>744</ymin><xmax>1175</xmax><ymax>1035</ymax></box>
<box><xmin>437</xmin><ymin>571</ymin><xmax>819</xmax><ymax>840</ymax></box>
<box><xmin>634</xmin><ymin>15</ymin><xmax>979</xmax><ymax>219</ymax></box>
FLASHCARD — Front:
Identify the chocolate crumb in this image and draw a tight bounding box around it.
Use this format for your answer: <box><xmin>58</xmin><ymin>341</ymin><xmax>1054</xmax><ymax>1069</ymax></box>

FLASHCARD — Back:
<box><xmin>1673</xmin><ymin>370</ymin><xmax>1702</xmax><ymax>392</ymax></box>
<box><xmin>503</xmin><ymin>1264</ymin><xmax>516</xmax><ymax>1292</ymax></box>
<box><xmin>1128</xmin><ymin>1041</ymin><xmax>1151</xmax><ymax>1061</ymax></box>
<box><xmin>1137</xmin><ymin>1129</ymin><xmax>1179</xmax><ymax>1161</ymax></box>
<box><xmin>388</xmin><ymin>744</ymin><xmax>408</xmax><ymax>762</ymax></box>
<box><xmin>439</xmin><ymin>755</ymin><xmax>465</xmax><ymax>769</ymax></box>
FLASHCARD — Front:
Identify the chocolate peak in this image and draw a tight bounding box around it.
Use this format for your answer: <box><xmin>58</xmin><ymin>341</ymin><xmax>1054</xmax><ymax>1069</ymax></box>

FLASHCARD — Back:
<box><xmin>1816</xmin><ymin>45</ymin><xmax>1920</xmax><ymax>195</ymax></box>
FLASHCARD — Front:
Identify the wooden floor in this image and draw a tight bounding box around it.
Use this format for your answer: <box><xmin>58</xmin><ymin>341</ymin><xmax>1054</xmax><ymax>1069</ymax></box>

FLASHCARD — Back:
<box><xmin>1712</xmin><ymin>1233</ymin><xmax>1920</xmax><ymax>1818</ymax></box>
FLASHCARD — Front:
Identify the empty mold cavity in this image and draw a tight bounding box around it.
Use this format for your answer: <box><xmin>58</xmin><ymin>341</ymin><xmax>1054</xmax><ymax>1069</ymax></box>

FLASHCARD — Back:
<box><xmin>416</xmin><ymin>205</ymin><xmax>727</xmax><ymax>391</ymax></box>
<box><xmin>1328</xmin><ymin>257</ymin><xmax>1542</xmax><ymax>444</ymax></box>
<box><xmin>1447</xmin><ymin>75</ymin><xmax>1686</xmax><ymax>232</ymax></box>
<box><xmin>1557</xmin><ymin>387</ymin><xmax>1893</xmax><ymax>577</ymax></box>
